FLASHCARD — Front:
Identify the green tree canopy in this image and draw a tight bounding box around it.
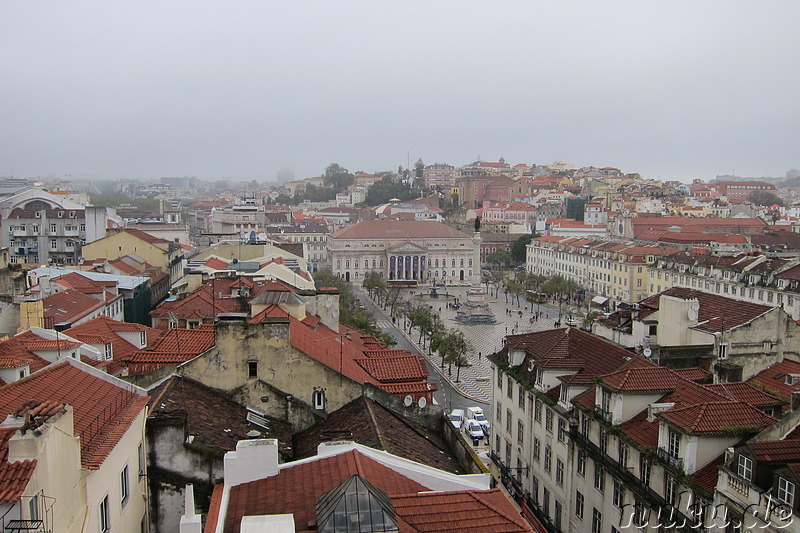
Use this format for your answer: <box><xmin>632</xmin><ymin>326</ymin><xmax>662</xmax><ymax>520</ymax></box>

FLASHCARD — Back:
<box><xmin>323</xmin><ymin>163</ymin><xmax>355</xmax><ymax>191</ymax></box>
<box><xmin>511</xmin><ymin>233</ymin><xmax>539</xmax><ymax>262</ymax></box>
<box><xmin>748</xmin><ymin>190</ymin><xmax>785</xmax><ymax>207</ymax></box>
<box><xmin>365</xmin><ymin>175</ymin><xmax>414</xmax><ymax>205</ymax></box>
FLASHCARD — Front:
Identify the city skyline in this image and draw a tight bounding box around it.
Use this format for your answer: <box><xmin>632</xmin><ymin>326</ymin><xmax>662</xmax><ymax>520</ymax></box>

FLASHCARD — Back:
<box><xmin>2</xmin><ymin>1</ymin><xmax>798</xmax><ymax>182</ymax></box>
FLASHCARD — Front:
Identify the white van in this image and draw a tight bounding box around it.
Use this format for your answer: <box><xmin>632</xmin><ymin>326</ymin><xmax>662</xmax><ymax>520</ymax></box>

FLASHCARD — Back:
<box><xmin>466</xmin><ymin>407</ymin><xmax>490</xmax><ymax>434</ymax></box>
<box><xmin>449</xmin><ymin>409</ymin><xmax>465</xmax><ymax>429</ymax></box>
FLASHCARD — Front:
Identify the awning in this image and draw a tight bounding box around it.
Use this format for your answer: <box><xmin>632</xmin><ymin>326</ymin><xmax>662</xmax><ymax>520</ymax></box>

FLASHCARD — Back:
<box><xmin>592</xmin><ymin>296</ymin><xmax>609</xmax><ymax>305</ymax></box>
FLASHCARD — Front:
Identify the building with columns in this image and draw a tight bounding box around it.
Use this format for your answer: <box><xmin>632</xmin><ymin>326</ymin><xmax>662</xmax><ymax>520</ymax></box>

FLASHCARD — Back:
<box><xmin>327</xmin><ymin>219</ymin><xmax>480</xmax><ymax>285</ymax></box>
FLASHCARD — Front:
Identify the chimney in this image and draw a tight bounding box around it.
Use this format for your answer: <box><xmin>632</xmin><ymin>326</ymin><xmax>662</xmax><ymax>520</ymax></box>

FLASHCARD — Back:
<box><xmin>179</xmin><ymin>484</ymin><xmax>202</xmax><ymax>533</ymax></box>
<box><xmin>224</xmin><ymin>439</ymin><xmax>279</xmax><ymax>487</ymax></box>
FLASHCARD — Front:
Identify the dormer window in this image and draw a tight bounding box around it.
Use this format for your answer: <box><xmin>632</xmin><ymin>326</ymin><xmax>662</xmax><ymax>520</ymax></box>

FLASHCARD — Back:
<box><xmin>560</xmin><ymin>385</ymin><xmax>569</xmax><ymax>403</ymax></box>
<box><xmin>104</xmin><ymin>343</ymin><xmax>113</xmax><ymax>360</ymax></box>
<box><xmin>140</xmin><ymin>331</ymin><xmax>147</xmax><ymax>348</ymax></box>
<box><xmin>668</xmin><ymin>429</ymin><xmax>681</xmax><ymax>459</ymax></box>
<box><xmin>737</xmin><ymin>455</ymin><xmax>753</xmax><ymax>481</ymax></box>
<box><xmin>778</xmin><ymin>477</ymin><xmax>796</xmax><ymax>506</ymax></box>
<box><xmin>57</xmin><ymin>211</ymin><xmax>63</xmax><ymax>218</ymax></box>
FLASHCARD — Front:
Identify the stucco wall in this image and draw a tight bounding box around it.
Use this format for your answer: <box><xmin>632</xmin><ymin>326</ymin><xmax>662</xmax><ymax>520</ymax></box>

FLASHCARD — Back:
<box><xmin>181</xmin><ymin>321</ymin><xmax>363</xmax><ymax>416</ymax></box>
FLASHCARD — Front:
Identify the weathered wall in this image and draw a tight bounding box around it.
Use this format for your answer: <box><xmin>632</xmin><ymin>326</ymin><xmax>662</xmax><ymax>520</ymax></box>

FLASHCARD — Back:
<box><xmin>0</xmin><ymin>297</ymin><xmax>19</xmax><ymax>337</ymax></box>
<box><xmin>147</xmin><ymin>419</ymin><xmax>225</xmax><ymax>533</ymax></box>
<box><xmin>439</xmin><ymin>412</ymin><xmax>490</xmax><ymax>475</ymax></box>
<box><xmin>181</xmin><ymin>321</ymin><xmax>363</xmax><ymax>416</ymax></box>
<box><xmin>229</xmin><ymin>379</ymin><xmax>321</xmax><ymax>432</ymax></box>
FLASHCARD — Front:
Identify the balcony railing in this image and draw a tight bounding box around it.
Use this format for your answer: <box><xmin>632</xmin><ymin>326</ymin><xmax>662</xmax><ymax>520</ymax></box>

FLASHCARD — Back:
<box><xmin>657</xmin><ymin>447</ymin><xmax>684</xmax><ymax>471</ymax></box>
<box><xmin>726</xmin><ymin>471</ymin><xmax>750</xmax><ymax>498</ymax></box>
<box><xmin>593</xmin><ymin>405</ymin><xmax>612</xmax><ymax>423</ymax></box>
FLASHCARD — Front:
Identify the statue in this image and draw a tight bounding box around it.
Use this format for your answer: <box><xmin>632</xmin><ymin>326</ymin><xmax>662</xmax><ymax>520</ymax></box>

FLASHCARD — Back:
<box><xmin>474</xmin><ymin>216</ymin><xmax>481</xmax><ymax>232</ymax></box>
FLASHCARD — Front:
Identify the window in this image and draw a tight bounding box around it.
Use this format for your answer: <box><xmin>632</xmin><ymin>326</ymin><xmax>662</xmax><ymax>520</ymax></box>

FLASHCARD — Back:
<box><xmin>104</xmin><ymin>343</ymin><xmax>113</xmax><ymax>360</ymax></box>
<box><xmin>533</xmin><ymin>437</ymin><xmax>541</xmax><ymax>462</ymax></box>
<box><xmin>506</xmin><ymin>409</ymin><xmax>512</xmax><ymax>433</ymax></box>
<box><xmin>120</xmin><ymin>465</ymin><xmax>130</xmax><ymax>505</ymax></box>
<box><xmin>28</xmin><ymin>494</ymin><xmax>38</xmax><ymax>521</ymax></box>
<box><xmin>668</xmin><ymin>429</ymin><xmax>680</xmax><ymax>459</ymax></box>
<box><xmin>50</xmin><ymin>224</ymin><xmax>57</xmax><ymax>232</ymax></box>
<box><xmin>554</xmin><ymin>500</ymin><xmax>562</xmax><ymax>531</ymax></box>
<box><xmin>558</xmin><ymin>418</ymin><xmax>567</xmax><ymax>443</ymax></box>
<box><xmin>545</xmin><ymin>408</ymin><xmax>553</xmax><ymax>433</ymax></box>
<box><xmin>778</xmin><ymin>477</ymin><xmax>795</xmax><ymax>506</ymax></box>
<box><xmin>248</xmin><ymin>361</ymin><xmax>258</xmax><ymax>379</ymax></box>
<box><xmin>737</xmin><ymin>455</ymin><xmax>753</xmax><ymax>481</ymax></box>
<box><xmin>50</xmin><ymin>239</ymin><xmax>57</xmax><ymax>249</ymax></box>
<box><xmin>517</xmin><ymin>420</ymin><xmax>524</xmax><ymax>445</ymax></box>
<box><xmin>640</xmin><ymin>457</ymin><xmax>651</xmax><ymax>485</ymax></box>
<box><xmin>497</xmin><ymin>370</ymin><xmax>503</xmax><ymax>390</ymax></box>
<box><xmin>556</xmin><ymin>458</ymin><xmax>564</xmax><ymax>485</ymax></box>
<box><xmin>560</xmin><ymin>385</ymin><xmax>568</xmax><ymax>403</ymax></box>
<box><xmin>581</xmin><ymin>412</ymin><xmax>589</xmax><ymax>436</ymax></box>
<box><xmin>542</xmin><ymin>487</ymin><xmax>550</xmax><ymax>518</ymax></box>
<box><xmin>592</xmin><ymin>508</ymin><xmax>602</xmax><ymax>533</ymax></box>
<box><xmin>719</xmin><ymin>342</ymin><xmax>729</xmax><ymax>360</ymax></box>
<box><xmin>544</xmin><ymin>446</ymin><xmax>552</xmax><ymax>473</ymax></box>
<box><xmin>99</xmin><ymin>495</ymin><xmax>110</xmax><ymax>533</ymax></box>
<box><xmin>577</xmin><ymin>450</ymin><xmax>586</xmax><ymax>476</ymax></box>
<box><xmin>575</xmin><ymin>491</ymin><xmax>584</xmax><ymax>520</ymax></box>
<box><xmin>665</xmin><ymin>475</ymin><xmax>678</xmax><ymax>506</ymax></box>
<box><xmin>534</xmin><ymin>399</ymin><xmax>542</xmax><ymax>423</ymax></box>
<box><xmin>613</xmin><ymin>479</ymin><xmax>624</xmax><ymax>508</ymax></box>
<box><xmin>619</xmin><ymin>441</ymin><xmax>629</xmax><ymax>467</ymax></box>
<box><xmin>518</xmin><ymin>386</ymin><xmax>525</xmax><ymax>409</ymax></box>
<box><xmin>599</xmin><ymin>428</ymin><xmax>608</xmax><ymax>454</ymax></box>
<box><xmin>139</xmin><ymin>330</ymin><xmax>147</xmax><ymax>347</ymax></box>
<box><xmin>594</xmin><ymin>464</ymin><xmax>605</xmax><ymax>493</ymax></box>
<box><xmin>496</xmin><ymin>401</ymin><xmax>502</xmax><ymax>421</ymax></box>
<box><xmin>507</xmin><ymin>377</ymin><xmax>513</xmax><ymax>398</ymax></box>
<box><xmin>313</xmin><ymin>389</ymin><xmax>325</xmax><ymax>410</ymax></box>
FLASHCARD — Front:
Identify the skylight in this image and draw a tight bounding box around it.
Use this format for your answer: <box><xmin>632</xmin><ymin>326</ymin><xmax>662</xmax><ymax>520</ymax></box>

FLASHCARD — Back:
<box><xmin>316</xmin><ymin>475</ymin><xmax>398</xmax><ymax>533</ymax></box>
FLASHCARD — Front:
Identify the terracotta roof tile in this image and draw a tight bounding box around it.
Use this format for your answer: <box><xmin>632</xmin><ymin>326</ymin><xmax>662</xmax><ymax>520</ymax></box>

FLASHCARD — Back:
<box><xmin>293</xmin><ymin>397</ymin><xmax>463</xmax><ymax>474</ymax></box>
<box><xmin>0</xmin><ymin>359</ymin><xmax>148</xmax><ymax>469</ymax></box>
<box><xmin>330</xmin><ymin>219</ymin><xmax>474</xmax><ymax>240</ymax></box>
<box><xmin>148</xmin><ymin>376</ymin><xmax>292</xmax><ymax>458</ymax></box>
<box><xmin>747</xmin><ymin>440</ymin><xmax>800</xmax><ymax>463</ymax></box>
<box><xmin>658</xmin><ymin>401</ymin><xmax>777</xmax><ymax>435</ymax></box>
<box><xmin>704</xmin><ymin>382</ymin><xmax>784</xmax><ymax>408</ymax></box>
<box><xmin>223</xmin><ymin>450</ymin><xmax>428</xmax><ymax>533</ymax></box>
<box><xmin>41</xmin><ymin>289</ymin><xmax>107</xmax><ymax>327</ymax></box>
<box><xmin>748</xmin><ymin>359</ymin><xmax>800</xmax><ymax>404</ymax></box>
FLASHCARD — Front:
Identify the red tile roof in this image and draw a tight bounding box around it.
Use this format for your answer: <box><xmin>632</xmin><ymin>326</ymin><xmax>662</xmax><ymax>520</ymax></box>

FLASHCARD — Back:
<box><xmin>704</xmin><ymin>382</ymin><xmax>784</xmax><ymax>408</ymax></box>
<box><xmin>330</xmin><ymin>219</ymin><xmax>474</xmax><ymax>240</ymax></box>
<box><xmin>748</xmin><ymin>440</ymin><xmax>800</xmax><ymax>463</ymax></box>
<box><xmin>52</xmin><ymin>271</ymin><xmax>116</xmax><ymax>294</ymax></box>
<box><xmin>748</xmin><ymin>359</ymin><xmax>800</xmax><ymax>404</ymax></box>
<box><xmin>0</xmin><ymin>428</ymin><xmax>37</xmax><ymax>504</ymax></box>
<box><xmin>355</xmin><ymin>355</ymin><xmax>428</xmax><ymax>382</ymax></box>
<box><xmin>691</xmin><ymin>454</ymin><xmax>724</xmax><ymax>496</ymax></box>
<box><xmin>392</xmin><ymin>489</ymin><xmax>533</xmax><ymax>532</ymax></box>
<box><xmin>41</xmin><ymin>289</ymin><xmax>106</xmax><ymax>327</ymax></box>
<box><xmin>0</xmin><ymin>359</ymin><xmax>149</xmax><ymax>469</ymax></box>
<box><xmin>219</xmin><ymin>449</ymin><xmax>531</xmax><ymax>533</ymax></box>
<box><xmin>125</xmin><ymin>326</ymin><xmax>215</xmax><ymax>375</ymax></box>
<box><xmin>65</xmin><ymin>316</ymin><xmax>162</xmax><ymax>375</ymax></box>
<box><xmin>658</xmin><ymin>401</ymin><xmax>777</xmax><ymax>435</ymax></box>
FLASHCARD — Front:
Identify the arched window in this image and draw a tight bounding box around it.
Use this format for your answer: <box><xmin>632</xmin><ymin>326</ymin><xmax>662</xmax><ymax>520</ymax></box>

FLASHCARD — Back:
<box><xmin>337</xmin><ymin>260</ymin><xmax>341</xmax><ymax>269</ymax></box>
<box><xmin>380</xmin><ymin>259</ymin><xmax>384</xmax><ymax>267</ymax></box>
<box><xmin>460</xmin><ymin>259</ymin><xmax>464</xmax><ymax>267</ymax></box>
<box><xmin>346</xmin><ymin>260</ymin><xmax>350</xmax><ymax>268</ymax></box>
<box><xmin>355</xmin><ymin>260</ymin><xmax>359</xmax><ymax>268</ymax></box>
<box><xmin>435</xmin><ymin>259</ymin><xmax>439</xmax><ymax>267</ymax></box>
<box><xmin>469</xmin><ymin>258</ymin><xmax>473</xmax><ymax>267</ymax></box>
<box><xmin>451</xmin><ymin>259</ymin><xmax>456</xmax><ymax>267</ymax></box>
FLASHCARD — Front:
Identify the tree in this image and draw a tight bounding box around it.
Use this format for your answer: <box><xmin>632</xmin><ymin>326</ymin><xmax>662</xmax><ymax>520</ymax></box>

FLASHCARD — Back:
<box><xmin>415</xmin><ymin>158</ymin><xmax>425</xmax><ymax>178</ymax></box>
<box><xmin>487</xmin><ymin>249</ymin><xmax>512</xmax><ymax>267</ymax></box>
<box><xmin>511</xmin><ymin>233</ymin><xmax>539</xmax><ymax>263</ymax></box>
<box><xmin>323</xmin><ymin>163</ymin><xmax>355</xmax><ymax>191</ymax></box>
<box><xmin>542</xmin><ymin>275</ymin><xmax>580</xmax><ymax>322</ymax></box>
<box><xmin>489</xmin><ymin>271</ymin><xmax>506</xmax><ymax>298</ymax></box>
<box><xmin>365</xmin><ymin>175</ymin><xmax>413</xmax><ymax>205</ymax></box>
<box><xmin>439</xmin><ymin>329</ymin><xmax>469</xmax><ymax>381</ymax></box>
<box><xmin>748</xmin><ymin>190</ymin><xmax>785</xmax><ymax>207</ymax></box>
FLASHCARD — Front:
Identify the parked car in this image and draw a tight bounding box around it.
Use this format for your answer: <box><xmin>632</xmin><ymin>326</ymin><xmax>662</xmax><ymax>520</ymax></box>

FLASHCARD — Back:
<box><xmin>464</xmin><ymin>420</ymin><xmax>486</xmax><ymax>441</ymax></box>
<box><xmin>466</xmin><ymin>406</ymin><xmax>490</xmax><ymax>435</ymax></box>
<box><xmin>449</xmin><ymin>409</ymin><xmax>465</xmax><ymax>429</ymax></box>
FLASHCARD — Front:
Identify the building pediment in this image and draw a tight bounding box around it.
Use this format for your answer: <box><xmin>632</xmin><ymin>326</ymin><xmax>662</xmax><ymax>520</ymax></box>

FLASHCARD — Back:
<box><xmin>387</xmin><ymin>242</ymin><xmax>427</xmax><ymax>254</ymax></box>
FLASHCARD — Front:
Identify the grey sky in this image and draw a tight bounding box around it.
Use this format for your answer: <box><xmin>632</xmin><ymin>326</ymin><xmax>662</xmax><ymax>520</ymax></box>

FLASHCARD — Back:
<box><xmin>1</xmin><ymin>1</ymin><xmax>798</xmax><ymax>182</ymax></box>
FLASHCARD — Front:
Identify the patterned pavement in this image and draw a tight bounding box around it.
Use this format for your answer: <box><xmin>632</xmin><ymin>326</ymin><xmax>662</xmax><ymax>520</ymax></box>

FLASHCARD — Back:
<box><xmin>367</xmin><ymin>286</ymin><xmax>573</xmax><ymax>404</ymax></box>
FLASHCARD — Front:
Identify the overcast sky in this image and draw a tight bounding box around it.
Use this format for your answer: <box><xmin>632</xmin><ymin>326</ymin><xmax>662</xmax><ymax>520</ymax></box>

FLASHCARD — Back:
<box><xmin>1</xmin><ymin>1</ymin><xmax>798</xmax><ymax>183</ymax></box>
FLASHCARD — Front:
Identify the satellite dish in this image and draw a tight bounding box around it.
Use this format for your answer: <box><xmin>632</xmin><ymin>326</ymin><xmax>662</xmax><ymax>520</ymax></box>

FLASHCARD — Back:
<box><xmin>643</xmin><ymin>348</ymin><xmax>652</xmax><ymax>357</ymax></box>
<box><xmin>687</xmin><ymin>309</ymin><xmax>698</xmax><ymax>321</ymax></box>
<box><xmin>418</xmin><ymin>397</ymin><xmax>427</xmax><ymax>409</ymax></box>
<box><xmin>325</xmin><ymin>297</ymin><xmax>332</xmax><ymax>309</ymax></box>
<box><xmin>403</xmin><ymin>395</ymin><xmax>413</xmax><ymax>407</ymax></box>
<box><xmin>332</xmin><ymin>309</ymin><xmax>339</xmax><ymax>317</ymax></box>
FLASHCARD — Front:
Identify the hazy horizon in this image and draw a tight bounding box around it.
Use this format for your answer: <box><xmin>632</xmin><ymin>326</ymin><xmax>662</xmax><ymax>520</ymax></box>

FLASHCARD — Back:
<box><xmin>2</xmin><ymin>2</ymin><xmax>798</xmax><ymax>183</ymax></box>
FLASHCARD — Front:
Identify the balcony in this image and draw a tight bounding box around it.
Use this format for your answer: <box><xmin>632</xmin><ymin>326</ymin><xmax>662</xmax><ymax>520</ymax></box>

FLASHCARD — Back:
<box><xmin>657</xmin><ymin>447</ymin><xmax>684</xmax><ymax>471</ymax></box>
<box><xmin>720</xmin><ymin>468</ymin><xmax>795</xmax><ymax>529</ymax></box>
<box><xmin>593</xmin><ymin>405</ymin><xmax>612</xmax><ymax>423</ymax></box>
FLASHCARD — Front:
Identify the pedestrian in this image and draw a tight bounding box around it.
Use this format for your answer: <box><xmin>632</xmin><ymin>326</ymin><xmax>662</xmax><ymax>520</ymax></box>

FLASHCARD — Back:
<box><xmin>478</xmin><ymin>352</ymin><xmax>482</xmax><ymax>360</ymax></box>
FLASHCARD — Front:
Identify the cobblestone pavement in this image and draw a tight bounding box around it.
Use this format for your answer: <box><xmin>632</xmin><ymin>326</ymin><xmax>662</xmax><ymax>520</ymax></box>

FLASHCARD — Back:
<box><xmin>404</xmin><ymin>286</ymin><xmax>582</xmax><ymax>403</ymax></box>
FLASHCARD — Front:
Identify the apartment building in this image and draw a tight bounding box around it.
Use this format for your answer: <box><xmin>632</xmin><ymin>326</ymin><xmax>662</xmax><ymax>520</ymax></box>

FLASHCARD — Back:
<box><xmin>490</xmin><ymin>328</ymin><xmax>786</xmax><ymax>533</ymax></box>
<box><xmin>526</xmin><ymin>236</ymin><xmax>673</xmax><ymax>308</ymax></box>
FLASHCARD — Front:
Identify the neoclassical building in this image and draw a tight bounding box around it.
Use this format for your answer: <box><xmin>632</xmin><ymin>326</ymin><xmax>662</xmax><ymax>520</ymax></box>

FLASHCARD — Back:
<box><xmin>327</xmin><ymin>219</ymin><xmax>480</xmax><ymax>285</ymax></box>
